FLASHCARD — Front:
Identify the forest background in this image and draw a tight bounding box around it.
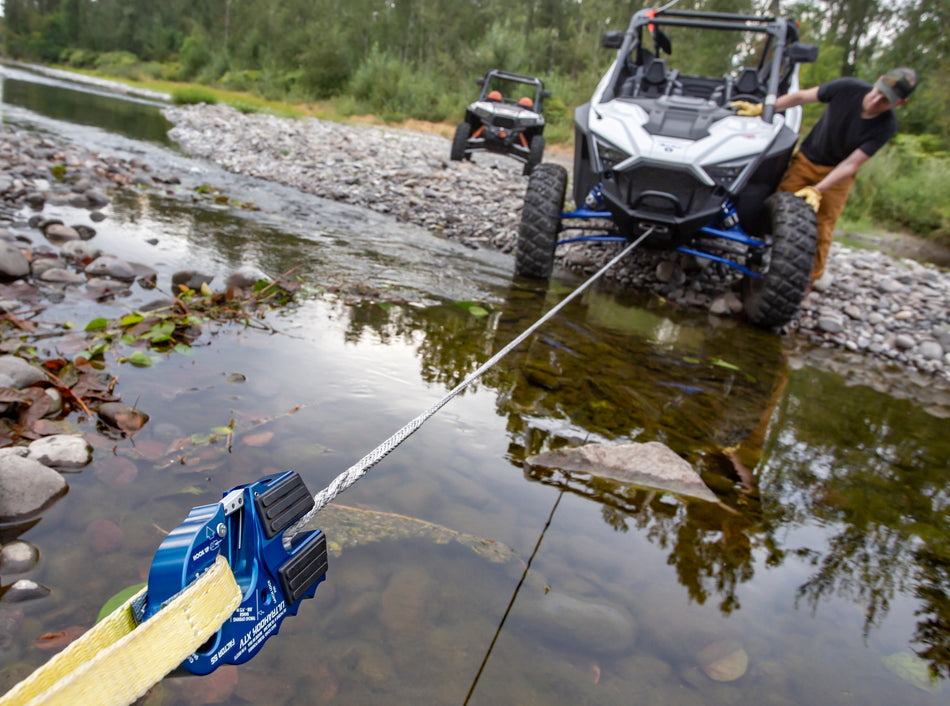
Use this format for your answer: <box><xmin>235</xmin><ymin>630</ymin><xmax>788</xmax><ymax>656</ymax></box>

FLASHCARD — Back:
<box><xmin>2</xmin><ymin>0</ymin><xmax>948</xmax><ymax>242</ymax></box>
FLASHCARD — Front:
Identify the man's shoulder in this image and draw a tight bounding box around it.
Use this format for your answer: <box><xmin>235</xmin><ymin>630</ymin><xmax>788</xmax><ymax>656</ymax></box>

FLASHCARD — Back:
<box><xmin>818</xmin><ymin>77</ymin><xmax>872</xmax><ymax>102</ymax></box>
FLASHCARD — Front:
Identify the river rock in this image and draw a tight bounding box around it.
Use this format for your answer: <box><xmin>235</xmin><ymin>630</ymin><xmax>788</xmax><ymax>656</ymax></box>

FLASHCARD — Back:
<box><xmin>0</xmin><ymin>455</ymin><xmax>68</xmax><ymax>521</ymax></box>
<box><xmin>0</xmin><ymin>242</ymin><xmax>30</xmax><ymax>282</ymax></box>
<box><xmin>30</xmin><ymin>256</ymin><xmax>65</xmax><ymax>277</ymax></box>
<box><xmin>85</xmin><ymin>277</ymin><xmax>131</xmax><ymax>297</ymax></box>
<box><xmin>83</xmin><ymin>519</ymin><xmax>124</xmax><ymax>553</ymax></box>
<box><xmin>0</xmin><ymin>356</ymin><xmax>46</xmax><ymax>389</ymax></box>
<box><xmin>226</xmin><ymin>265</ymin><xmax>270</xmax><ymax>288</ymax></box>
<box><xmin>44</xmin><ymin>224</ymin><xmax>80</xmax><ymax>243</ymax></box>
<box><xmin>172</xmin><ymin>270</ymin><xmax>214</xmax><ymax>291</ymax></box>
<box><xmin>2</xmin><ymin>579</ymin><xmax>50</xmax><ymax>603</ymax></box>
<box><xmin>514</xmin><ymin>589</ymin><xmax>638</xmax><ymax>655</ymax></box>
<box><xmin>85</xmin><ymin>255</ymin><xmax>136</xmax><ymax>282</ymax></box>
<box><xmin>920</xmin><ymin>341</ymin><xmax>944</xmax><ymax>360</ymax></box>
<box><xmin>27</xmin><ymin>434</ymin><xmax>93</xmax><ymax>469</ymax></box>
<box><xmin>59</xmin><ymin>240</ymin><xmax>102</xmax><ymax>262</ymax></box>
<box><xmin>97</xmin><ymin>402</ymin><xmax>149</xmax><ymax>432</ymax></box>
<box><xmin>526</xmin><ymin>441</ymin><xmax>718</xmax><ymax>502</ymax></box>
<box><xmin>0</xmin><ymin>541</ymin><xmax>39</xmax><ymax>574</ymax></box>
<box><xmin>40</xmin><ymin>268</ymin><xmax>85</xmax><ymax>285</ymax></box>
<box><xmin>84</xmin><ymin>189</ymin><xmax>110</xmax><ymax>208</ymax></box>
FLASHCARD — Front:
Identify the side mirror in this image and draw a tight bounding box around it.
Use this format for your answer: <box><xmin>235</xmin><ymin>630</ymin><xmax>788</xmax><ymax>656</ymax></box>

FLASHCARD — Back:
<box><xmin>601</xmin><ymin>31</ymin><xmax>624</xmax><ymax>49</ymax></box>
<box><xmin>541</xmin><ymin>90</ymin><xmax>552</xmax><ymax>99</ymax></box>
<box><xmin>476</xmin><ymin>77</ymin><xmax>486</xmax><ymax>86</ymax></box>
<box><xmin>787</xmin><ymin>42</ymin><xmax>818</xmax><ymax>64</ymax></box>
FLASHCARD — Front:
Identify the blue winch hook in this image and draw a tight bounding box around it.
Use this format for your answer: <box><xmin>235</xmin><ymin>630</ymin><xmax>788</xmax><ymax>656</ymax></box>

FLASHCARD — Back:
<box><xmin>143</xmin><ymin>471</ymin><xmax>328</xmax><ymax>675</ymax></box>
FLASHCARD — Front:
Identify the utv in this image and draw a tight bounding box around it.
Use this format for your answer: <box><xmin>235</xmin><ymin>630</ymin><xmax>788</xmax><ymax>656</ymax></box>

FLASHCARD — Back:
<box><xmin>451</xmin><ymin>69</ymin><xmax>551</xmax><ymax>175</ymax></box>
<box><xmin>514</xmin><ymin>8</ymin><xmax>820</xmax><ymax>328</ymax></box>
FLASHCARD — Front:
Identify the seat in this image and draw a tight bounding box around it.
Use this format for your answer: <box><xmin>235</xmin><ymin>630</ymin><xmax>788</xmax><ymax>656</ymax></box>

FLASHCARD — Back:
<box><xmin>734</xmin><ymin>68</ymin><xmax>760</xmax><ymax>96</ymax></box>
<box><xmin>487</xmin><ymin>90</ymin><xmax>503</xmax><ymax>102</ymax></box>
<box><xmin>640</xmin><ymin>59</ymin><xmax>669</xmax><ymax>97</ymax></box>
<box><xmin>517</xmin><ymin>96</ymin><xmax>534</xmax><ymax>109</ymax></box>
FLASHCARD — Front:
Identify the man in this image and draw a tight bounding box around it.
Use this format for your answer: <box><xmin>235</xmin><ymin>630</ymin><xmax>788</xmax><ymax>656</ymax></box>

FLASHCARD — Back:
<box><xmin>733</xmin><ymin>67</ymin><xmax>918</xmax><ymax>282</ymax></box>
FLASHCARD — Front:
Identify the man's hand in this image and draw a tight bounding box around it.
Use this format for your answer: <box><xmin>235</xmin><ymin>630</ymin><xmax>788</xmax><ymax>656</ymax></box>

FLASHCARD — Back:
<box><xmin>794</xmin><ymin>185</ymin><xmax>822</xmax><ymax>212</ymax></box>
<box><xmin>730</xmin><ymin>100</ymin><xmax>762</xmax><ymax>117</ymax></box>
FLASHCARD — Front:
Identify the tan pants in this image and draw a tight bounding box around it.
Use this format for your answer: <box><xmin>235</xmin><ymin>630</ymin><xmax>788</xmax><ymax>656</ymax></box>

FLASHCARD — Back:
<box><xmin>776</xmin><ymin>151</ymin><xmax>855</xmax><ymax>281</ymax></box>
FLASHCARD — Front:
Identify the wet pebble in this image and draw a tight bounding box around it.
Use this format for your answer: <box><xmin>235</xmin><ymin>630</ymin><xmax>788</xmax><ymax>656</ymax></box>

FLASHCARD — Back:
<box><xmin>2</xmin><ymin>579</ymin><xmax>50</xmax><ymax>603</ymax></box>
<box><xmin>0</xmin><ymin>541</ymin><xmax>39</xmax><ymax>574</ymax></box>
<box><xmin>0</xmin><ymin>455</ymin><xmax>67</xmax><ymax>522</ymax></box>
<box><xmin>83</xmin><ymin>519</ymin><xmax>124</xmax><ymax>553</ymax></box>
<box><xmin>27</xmin><ymin>434</ymin><xmax>92</xmax><ymax>469</ymax></box>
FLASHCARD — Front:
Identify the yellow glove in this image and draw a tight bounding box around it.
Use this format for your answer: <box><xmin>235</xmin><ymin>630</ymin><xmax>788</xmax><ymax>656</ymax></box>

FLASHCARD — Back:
<box><xmin>794</xmin><ymin>185</ymin><xmax>822</xmax><ymax>212</ymax></box>
<box><xmin>730</xmin><ymin>100</ymin><xmax>762</xmax><ymax>117</ymax></box>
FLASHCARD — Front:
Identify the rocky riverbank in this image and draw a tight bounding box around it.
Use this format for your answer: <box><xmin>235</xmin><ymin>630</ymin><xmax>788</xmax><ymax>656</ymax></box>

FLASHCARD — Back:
<box><xmin>162</xmin><ymin>104</ymin><xmax>950</xmax><ymax>385</ymax></box>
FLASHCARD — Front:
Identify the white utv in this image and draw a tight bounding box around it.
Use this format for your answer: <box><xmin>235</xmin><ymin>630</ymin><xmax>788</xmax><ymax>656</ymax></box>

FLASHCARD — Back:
<box><xmin>515</xmin><ymin>8</ymin><xmax>820</xmax><ymax>328</ymax></box>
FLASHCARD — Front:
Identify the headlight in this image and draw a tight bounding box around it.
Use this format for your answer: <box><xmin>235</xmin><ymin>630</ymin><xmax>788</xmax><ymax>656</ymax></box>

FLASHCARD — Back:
<box><xmin>594</xmin><ymin>139</ymin><xmax>631</xmax><ymax>170</ymax></box>
<box><xmin>705</xmin><ymin>161</ymin><xmax>750</xmax><ymax>188</ymax></box>
<box><xmin>474</xmin><ymin>105</ymin><xmax>492</xmax><ymax>119</ymax></box>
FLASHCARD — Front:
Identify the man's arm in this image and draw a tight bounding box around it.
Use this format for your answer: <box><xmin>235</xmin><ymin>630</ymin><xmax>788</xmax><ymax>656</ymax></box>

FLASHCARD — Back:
<box><xmin>774</xmin><ymin>86</ymin><xmax>820</xmax><ymax>112</ymax></box>
<box><xmin>813</xmin><ymin>148</ymin><xmax>871</xmax><ymax>192</ymax></box>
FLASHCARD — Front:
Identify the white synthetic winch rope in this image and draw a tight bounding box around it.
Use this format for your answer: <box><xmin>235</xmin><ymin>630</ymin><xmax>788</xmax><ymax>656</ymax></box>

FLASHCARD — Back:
<box><xmin>283</xmin><ymin>228</ymin><xmax>653</xmax><ymax>547</ymax></box>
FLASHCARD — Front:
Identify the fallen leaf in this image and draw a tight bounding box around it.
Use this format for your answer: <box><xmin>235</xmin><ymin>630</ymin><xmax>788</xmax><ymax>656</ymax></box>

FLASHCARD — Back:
<box><xmin>35</xmin><ymin>626</ymin><xmax>86</xmax><ymax>652</ymax></box>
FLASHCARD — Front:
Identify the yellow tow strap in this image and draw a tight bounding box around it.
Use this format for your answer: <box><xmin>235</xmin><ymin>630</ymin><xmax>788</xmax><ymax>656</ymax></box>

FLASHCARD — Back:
<box><xmin>0</xmin><ymin>555</ymin><xmax>241</xmax><ymax>706</ymax></box>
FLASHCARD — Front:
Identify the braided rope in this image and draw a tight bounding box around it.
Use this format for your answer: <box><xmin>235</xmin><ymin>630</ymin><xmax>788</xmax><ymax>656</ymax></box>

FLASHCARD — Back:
<box><xmin>284</xmin><ymin>232</ymin><xmax>651</xmax><ymax>546</ymax></box>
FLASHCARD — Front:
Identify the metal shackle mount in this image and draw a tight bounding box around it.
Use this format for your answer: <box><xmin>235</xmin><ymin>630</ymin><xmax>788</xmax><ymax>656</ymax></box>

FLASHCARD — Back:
<box><xmin>144</xmin><ymin>471</ymin><xmax>328</xmax><ymax>675</ymax></box>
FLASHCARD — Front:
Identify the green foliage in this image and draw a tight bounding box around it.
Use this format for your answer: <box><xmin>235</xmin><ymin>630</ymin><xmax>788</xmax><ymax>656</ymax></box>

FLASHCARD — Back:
<box><xmin>171</xmin><ymin>86</ymin><xmax>219</xmax><ymax>106</ymax></box>
<box><xmin>60</xmin><ymin>48</ymin><xmax>97</xmax><ymax>68</ymax></box>
<box><xmin>94</xmin><ymin>51</ymin><xmax>142</xmax><ymax>79</ymax></box>
<box><xmin>179</xmin><ymin>30</ymin><xmax>212</xmax><ymax>80</ymax></box>
<box><xmin>348</xmin><ymin>47</ymin><xmax>456</xmax><ymax>122</ymax></box>
<box><xmin>843</xmin><ymin>136</ymin><xmax>950</xmax><ymax>241</ymax></box>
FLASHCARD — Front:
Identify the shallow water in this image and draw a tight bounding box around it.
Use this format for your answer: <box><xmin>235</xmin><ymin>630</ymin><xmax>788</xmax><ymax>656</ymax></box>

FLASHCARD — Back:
<box><xmin>1</xmin><ymin>69</ymin><xmax>949</xmax><ymax>705</ymax></box>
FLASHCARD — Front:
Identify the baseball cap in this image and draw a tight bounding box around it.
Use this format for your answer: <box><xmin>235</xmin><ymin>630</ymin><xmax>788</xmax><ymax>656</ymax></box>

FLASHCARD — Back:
<box><xmin>874</xmin><ymin>67</ymin><xmax>918</xmax><ymax>104</ymax></box>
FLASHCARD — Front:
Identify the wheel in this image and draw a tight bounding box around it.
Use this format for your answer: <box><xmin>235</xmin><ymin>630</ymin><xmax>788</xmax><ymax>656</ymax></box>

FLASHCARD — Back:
<box><xmin>741</xmin><ymin>192</ymin><xmax>817</xmax><ymax>328</ymax></box>
<box><xmin>515</xmin><ymin>163</ymin><xmax>567</xmax><ymax>279</ymax></box>
<box><xmin>450</xmin><ymin>122</ymin><xmax>471</xmax><ymax>161</ymax></box>
<box><xmin>523</xmin><ymin>135</ymin><xmax>545</xmax><ymax>176</ymax></box>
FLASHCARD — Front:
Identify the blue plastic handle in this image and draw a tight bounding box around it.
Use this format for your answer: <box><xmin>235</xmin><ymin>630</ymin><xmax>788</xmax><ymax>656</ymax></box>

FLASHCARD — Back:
<box><xmin>144</xmin><ymin>471</ymin><xmax>328</xmax><ymax>674</ymax></box>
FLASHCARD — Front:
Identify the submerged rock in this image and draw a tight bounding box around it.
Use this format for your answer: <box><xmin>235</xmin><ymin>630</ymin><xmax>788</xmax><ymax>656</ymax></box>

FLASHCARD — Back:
<box><xmin>0</xmin><ymin>455</ymin><xmax>68</xmax><ymax>521</ymax></box>
<box><xmin>526</xmin><ymin>441</ymin><xmax>718</xmax><ymax>502</ymax></box>
<box><xmin>0</xmin><ymin>541</ymin><xmax>39</xmax><ymax>574</ymax></box>
<box><xmin>27</xmin><ymin>435</ymin><xmax>93</xmax><ymax>469</ymax></box>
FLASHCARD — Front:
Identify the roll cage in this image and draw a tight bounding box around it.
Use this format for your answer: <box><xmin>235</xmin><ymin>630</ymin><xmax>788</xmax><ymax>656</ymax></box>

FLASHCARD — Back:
<box><xmin>600</xmin><ymin>9</ymin><xmax>813</xmax><ymax>121</ymax></box>
<box><xmin>477</xmin><ymin>69</ymin><xmax>551</xmax><ymax>113</ymax></box>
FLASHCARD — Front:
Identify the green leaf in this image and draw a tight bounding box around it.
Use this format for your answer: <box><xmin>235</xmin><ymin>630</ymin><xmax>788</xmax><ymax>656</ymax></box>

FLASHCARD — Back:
<box><xmin>200</xmin><ymin>282</ymin><xmax>213</xmax><ymax>297</ymax></box>
<box><xmin>711</xmin><ymin>357</ymin><xmax>741</xmax><ymax>372</ymax></box>
<box><xmin>142</xmin><ymin>321</ymin><xmax>176</xmax><ymax>342</ymax></box>
<box><xmin>63</xmin><ymin>321</ymin><xmax>76</xmax><ymax>329</ymax></box>
<box><xmin>456</xmin><ymin>301</ymin><xmax>490</xmax><ymax>317</ymax></box>
<box><xmin>121</xmin><ymin>313</ymin><xmax>144</xmax><ymax>326</ymax></box>
<box><xmin>85</xmin><ymin>318</ymin><xmax>109</xmax><ymax>331</ymax></box>
<box><xmin>682</xmin><ymin>357</ymin><xmax>701</xmax><ymax>365</ymax></box>
<box><xmin>128</xmin><ymin>351</ymin><xmax>153</xmax><ymax>367</ymax></box>
<box><xmin>173</xmin><ymin>343</ymin><xmax>193</xmax><ymax>355</ymax></box>
<box><xmin>95</xmin><ymin>583</ymin><xmax>146</xmax><ymax>624</ymax></box>
<box><xmin>211</xmin><ymin>426</ymin><xmax>233</xmax><ymax>436</ymax></box>
<box><xmin>80</xmin><ymin>342</ymin><xmax>109</xmax><ymax>360</ymax></box>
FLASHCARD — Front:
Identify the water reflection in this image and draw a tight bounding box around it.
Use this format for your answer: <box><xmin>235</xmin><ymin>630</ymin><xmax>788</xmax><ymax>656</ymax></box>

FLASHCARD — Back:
<box><xmin>334</xmin><ymin>285</ymin><xmax>950</xmax><ymax>681</ymax></box>
<box><xmin>0</xmin><ymin>67</ymin><xmax>172</xmax><ymax>144</ymax></box>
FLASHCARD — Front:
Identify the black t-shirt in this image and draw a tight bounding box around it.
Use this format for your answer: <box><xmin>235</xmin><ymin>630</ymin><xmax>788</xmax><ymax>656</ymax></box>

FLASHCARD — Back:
<box><xmin>799</xmin><ymin>78</ymin><xmax>897</xmax><ymax>166</ymax></box>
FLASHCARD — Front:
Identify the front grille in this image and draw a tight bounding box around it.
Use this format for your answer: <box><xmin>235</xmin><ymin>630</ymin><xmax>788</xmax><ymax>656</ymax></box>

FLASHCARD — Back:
<box><xmin>492</xmin><ymin>116</ymin><xmax>516</xmax><ymax>129</ymax></box>
<box><xmin>615</xmin><ymin>166</ymin><xmax>717</xmax><ymax>216</ymax></box>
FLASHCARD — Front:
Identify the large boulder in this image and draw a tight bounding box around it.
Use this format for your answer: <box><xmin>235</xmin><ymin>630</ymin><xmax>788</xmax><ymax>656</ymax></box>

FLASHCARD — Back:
<box><xmin>0</xmin><ymin>455</ymin><xmax>68</xmax><ymax>521</ymax></box>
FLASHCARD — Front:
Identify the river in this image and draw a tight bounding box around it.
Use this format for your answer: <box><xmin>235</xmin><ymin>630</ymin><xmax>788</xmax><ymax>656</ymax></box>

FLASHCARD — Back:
<box><xmin>1</xmin><ymin>63</ymin><xmax>948</xmax><ymax>704</ymax></box>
